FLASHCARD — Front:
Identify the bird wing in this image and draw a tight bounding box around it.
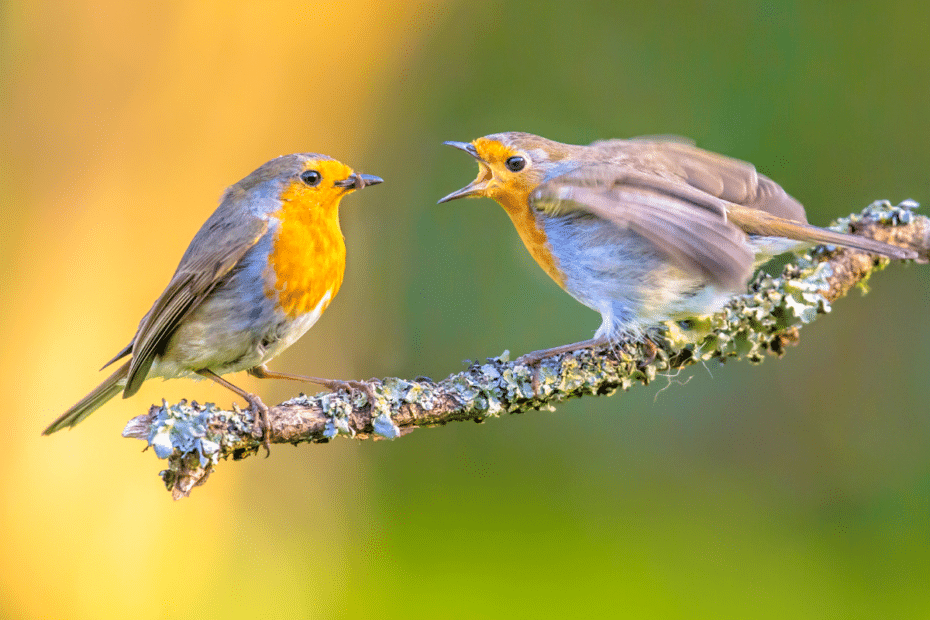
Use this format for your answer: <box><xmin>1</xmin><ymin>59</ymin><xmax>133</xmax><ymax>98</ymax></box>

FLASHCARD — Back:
<box><xmin>99</xmin><ymin>342</ymin><xmax>133</xmax><ymax>371</ymax></box>
<box><xmin>531</xmin><ymin>163</ymin><xmax>756</xmax><ymax>291</ymax></box>
<box><xmin>651</xmin><ymin>140</ymin><xmax>807</xmax><ymax>223</ymax></box>
<box><xmin>123</xmin><ymin>211</ymin><xmax>269</xmax><ymax>397</ymax></box>
<box><xmin>592</xmin><ymin>138</ymin><xmax>807</xmax><ymax>223</ymax></box>
<box><xmin>592</xmin><ymin>135</ymin><xmax>696</xmax><ymax>147</ymax></box>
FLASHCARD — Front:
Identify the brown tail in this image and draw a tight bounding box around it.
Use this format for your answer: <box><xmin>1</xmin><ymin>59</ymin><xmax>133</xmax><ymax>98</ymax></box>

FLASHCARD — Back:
<box><xmin>43</xmin><ymin>361</ymin><xmax>130</xmax><ymax>435</ymax></box>
<box><xmin>727</xmin><ymin>206</ymin><xmax>917</xmax><ymax>260</ymax></box>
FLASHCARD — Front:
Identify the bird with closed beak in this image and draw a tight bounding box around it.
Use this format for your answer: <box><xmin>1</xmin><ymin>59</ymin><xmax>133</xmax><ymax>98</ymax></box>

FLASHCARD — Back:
<box><xmin>440</xmin><ymin>132</ymin><xmax>916</xmax><ymax>365</ymax></box>
<box><xmin>44</xmin><ymin>153</ymin><xmax>383</xmax><ymax>453</ymax></box>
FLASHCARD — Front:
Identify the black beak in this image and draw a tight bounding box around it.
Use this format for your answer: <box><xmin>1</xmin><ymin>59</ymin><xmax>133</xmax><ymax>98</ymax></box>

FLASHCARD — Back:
<box><xmin>442</xmin><ymin>140</ymin><xmax>480</xmax><ymax>159</ymax></box>
<box><xmin>437</xmin><ymin>140</ymin><xmax>491</xmax><ymax>204</ymax></box>
<box><xmin>335</xmin><ymin>173</ymin><xmax>384</xmax><ymax>189</ymax></box>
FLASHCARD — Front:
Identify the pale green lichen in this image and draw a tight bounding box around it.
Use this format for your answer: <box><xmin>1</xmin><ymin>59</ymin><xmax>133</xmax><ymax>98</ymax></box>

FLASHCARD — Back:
<box><xmin>319</xmin><ymin>392</ymin><xmax>355</xmax><ymax>439</ymax></box>
<box><xmin>661</xmin><ymin>199</ymin><xmax>918</xmax><ymax>365</ymax></box>
<box><xmin>373</xmin><ymin>413</ymin><xmax>402</xmax><ymax>439</ymax></box>
<box><xmin>662</xmin><ymin>263</ymin><xmax>820</xmax><ymax>364</ymax></box>
<box><xmin>832</xmin><ymin>198</ymin><xmax>919</xmax><ymax>230</ymax></box>
<box><xmin>124</xmin><ymin>399</ymin><xmax>259</xmax><ymax>496</ymax></box>
<box><xmin>140</xmin><ymin>400</ymin><xmax>251</xmax><ymax>465</ymax></box>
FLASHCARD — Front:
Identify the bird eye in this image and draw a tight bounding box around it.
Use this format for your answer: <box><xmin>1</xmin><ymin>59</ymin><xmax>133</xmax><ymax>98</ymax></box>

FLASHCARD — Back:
<box><xmin>300</xmin><ymin>170</ymin><xmax>322</xmax><ymax>186</ymax></box>
<box><xmin>505</xmin><ymin>156</ymin><xmax>526</xmax><ymax>172</ymax></box>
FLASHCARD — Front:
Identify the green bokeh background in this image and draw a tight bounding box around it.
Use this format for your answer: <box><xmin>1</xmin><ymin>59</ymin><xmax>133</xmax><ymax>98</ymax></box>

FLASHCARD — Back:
<box><xmin>3</xmin><ymin>1</ymin><xmax>928</xmax><ymax>618</ymax></box>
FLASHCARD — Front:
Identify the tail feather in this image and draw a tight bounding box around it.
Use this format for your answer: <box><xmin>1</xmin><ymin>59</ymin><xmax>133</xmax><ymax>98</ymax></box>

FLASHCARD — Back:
<box><xmin>788</xmin><ymin>223</ymin><xmax>917</xmax><ymax>259</ymax></box>
<box><xmin>43</xmin><ymin>361</ymin><xmax>130</xmax><ymax>435</ymax></box>
<box><xmin>727</xmin><ymin>206</ymin><xmax>917</xmax><ymax>260</ymax></box>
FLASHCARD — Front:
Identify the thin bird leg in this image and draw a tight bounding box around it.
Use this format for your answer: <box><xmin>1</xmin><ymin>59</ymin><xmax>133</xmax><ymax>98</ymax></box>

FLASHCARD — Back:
<box><xmin>517</xmin><ymin>335</ymin><xmax>612</xmax><ymax>394</ymax></box>
<box><xmin>517</xmin><ymin>336</ymin><xmax>612</xmax><ymax>366</ymax></box>
<box><xmin>196</xmin><ymin>369</ymin><xmax>271</xmax><ymax>456</ymax></box>
<box><xmin>248</xmin><ymin>364</ymin><xmax>376</xmax><ymax>405</ymax></box>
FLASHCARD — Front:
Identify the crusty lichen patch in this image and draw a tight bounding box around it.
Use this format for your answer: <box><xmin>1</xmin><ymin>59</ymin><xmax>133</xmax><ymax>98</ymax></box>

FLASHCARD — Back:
<box><xmin>122</xmin><ymin>399</ymin><xmax>258</xmax><ymax>498</ymax></box>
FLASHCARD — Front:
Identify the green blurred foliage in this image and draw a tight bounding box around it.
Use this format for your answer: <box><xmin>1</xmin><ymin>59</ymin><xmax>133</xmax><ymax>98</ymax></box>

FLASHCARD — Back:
<box><xmin>358</xmin><ymin>2</ymin><xmax>930</xmax><ymax>618</ymax></box>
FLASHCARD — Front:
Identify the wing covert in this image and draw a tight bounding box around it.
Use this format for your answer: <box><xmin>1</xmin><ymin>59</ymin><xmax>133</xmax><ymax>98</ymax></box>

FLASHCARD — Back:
<box><xmin>532</xmin><ymin>166</ymin><xmax>755</xmax><ymax>290</ymax></box>
<box><xmin>123</xmin><ymin>213</ymin><xmax>269</xmax><ymax>397</ymax></box>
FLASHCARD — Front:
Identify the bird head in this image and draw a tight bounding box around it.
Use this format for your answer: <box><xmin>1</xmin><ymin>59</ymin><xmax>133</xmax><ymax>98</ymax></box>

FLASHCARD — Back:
<box><xmin>227</xmin><ymin>154</ymin><xmax>383</xmax><ymax>215</ymax></box>
<box><xmin>438</xmin><ymin>132</ymin><xmax>577</xmax><ymax>212</ymax></box>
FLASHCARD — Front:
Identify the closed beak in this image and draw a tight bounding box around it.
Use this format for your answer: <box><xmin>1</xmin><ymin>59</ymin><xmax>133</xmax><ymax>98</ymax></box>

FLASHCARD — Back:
<box><xmin>335</xmin><ymin>173</ymin><xmax>384</xmax><ymax>189</ymax></box>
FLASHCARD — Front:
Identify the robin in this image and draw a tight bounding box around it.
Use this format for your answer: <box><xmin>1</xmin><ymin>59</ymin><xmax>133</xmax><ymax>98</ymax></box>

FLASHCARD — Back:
<box><xmin>439</xmin><ymin>132</ymin><xmax>916</xmax><ymax>364</ymax></box>
<box><xmin>43</xmin><ymin>153</ymin><xmax>382</xmax><ymax>452</ymax></box>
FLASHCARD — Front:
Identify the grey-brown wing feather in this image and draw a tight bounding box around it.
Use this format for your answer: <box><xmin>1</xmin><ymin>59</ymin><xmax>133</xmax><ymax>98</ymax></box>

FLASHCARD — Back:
<box><xmin>592</xmin><ymin>135</ymin><xmax>696</xmax><ymax>147</ymax></box>
<box><xmin>100</xmin><ymin>342</ymin><xmax>132</xmax><ymax>371</ymax></box>
<box><xmin>123</xmin><ymin>212</ymin><xmax>269</xmax><ymax>397</ymax></box>
<box><xmin>588</xmin><ymin>138</ymin><xmax>807</xmax><ymax>223</ymax></box>
<box><xmin>651</xmin><ymin>140</ymin><xmax>807</xmax><ymax>222</ymax></box>
<box><xmin>533</xmin><ymin>163</ymin><xmax>758</xmax><ymax>290</ymax></box>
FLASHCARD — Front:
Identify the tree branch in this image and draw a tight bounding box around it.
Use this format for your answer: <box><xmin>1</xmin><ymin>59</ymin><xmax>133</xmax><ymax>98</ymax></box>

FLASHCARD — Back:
<box><xmin>122</xmin><ymin>200</ymin><xmax>929</xmax><ymax>499</ymax></box>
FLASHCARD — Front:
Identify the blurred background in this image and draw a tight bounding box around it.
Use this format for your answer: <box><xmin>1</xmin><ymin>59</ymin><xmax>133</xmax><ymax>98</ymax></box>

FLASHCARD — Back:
<box><xmin>2</xmin><ymin>1</ymin><xmax>929</xmax><ymax>618</ymax></box>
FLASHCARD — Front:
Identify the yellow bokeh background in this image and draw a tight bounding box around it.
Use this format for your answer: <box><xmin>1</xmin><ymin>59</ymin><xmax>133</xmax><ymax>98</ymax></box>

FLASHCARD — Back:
<box><xmin>3</xmin><ymin>2</ymin><xmax>449</xmax><ymax>617</ymax></box>
<box><xmin>3</xmin><ymin>1</ymin><xmax>929</xmax><ymax>618</ymax></box>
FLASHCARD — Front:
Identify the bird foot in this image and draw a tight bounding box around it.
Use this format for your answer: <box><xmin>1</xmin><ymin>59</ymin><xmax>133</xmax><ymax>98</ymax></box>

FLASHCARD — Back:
<box><xmin>516</xmin><ymin>351</ymin><xmax>556</xmax><ymax>397</ymax></box>
<box><xmin>322</xmin><ymin>379</ymin><xmax>377</xmax><ymax>408</ymax></box>
<box><xmin>243</xmin><ymin>393</ymin><xmax>271</xmax><ymax>457</ymax></box>
<box><xmin>516</xmin><ymin>338</ymin><xmax>609</xmax><ymax>396</ymax></box>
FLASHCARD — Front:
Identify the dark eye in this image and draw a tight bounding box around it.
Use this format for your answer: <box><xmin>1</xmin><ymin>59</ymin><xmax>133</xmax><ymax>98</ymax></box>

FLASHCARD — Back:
<box><xmin>300</xmin><ymin>170</ymin><xmax>321</xmax><ymax>186</ymax></box>
<box><xmin>505</xmin><ymin>156</ymin><xmax>526</xmax><ymax>172</ymax></box>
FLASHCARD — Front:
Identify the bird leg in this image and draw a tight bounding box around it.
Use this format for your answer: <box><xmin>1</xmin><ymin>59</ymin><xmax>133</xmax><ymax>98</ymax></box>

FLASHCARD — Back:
<box><xmin>517</xmin><ymin>336</ymin><xmax>612</xmax><ymax>366</ymax></box>
<box><xmin>248</xmin><ymin>364</ymin><xmax>377</xmax><ymax>407</ymax></box>
<box><xmin>196</xmin><ymin>369</ymin><xmax>272</xmax><ymax>456</ymax></box>
<box><xmin>517</xmin><ymin>335</ymin><xmax>612</xmax><ymax>394</ymax></box>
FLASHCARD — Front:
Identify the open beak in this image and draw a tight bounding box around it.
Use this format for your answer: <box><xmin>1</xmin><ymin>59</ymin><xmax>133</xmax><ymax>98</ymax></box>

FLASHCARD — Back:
<box><xmin>437</xmin><ymin>141</ymin><xmax>492</xmax><ymax>204</ymax></box>
<box><xmin>335</xmin><ymin>173</ymin><xmax>384</xmax><ymax>190</ymax></box>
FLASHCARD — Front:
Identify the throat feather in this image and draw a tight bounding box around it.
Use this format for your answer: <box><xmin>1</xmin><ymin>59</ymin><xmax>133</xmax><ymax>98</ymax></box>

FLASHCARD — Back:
<box><xmin>266</xmin><ymin>199</ymin><xmax>346</xmax><ymax>318</ymax></box>
<box><xmin>496</xmin><ymin>191</ymin><xmax>565</xmax><ymax>288</ymax></box>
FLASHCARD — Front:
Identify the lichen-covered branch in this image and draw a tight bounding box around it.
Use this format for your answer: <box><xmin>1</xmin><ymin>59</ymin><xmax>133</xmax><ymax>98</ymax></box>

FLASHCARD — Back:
<box><xmin>122</xmin><ymin>200</ymin><xmax>929</xmax><ymax>499</ymax></box>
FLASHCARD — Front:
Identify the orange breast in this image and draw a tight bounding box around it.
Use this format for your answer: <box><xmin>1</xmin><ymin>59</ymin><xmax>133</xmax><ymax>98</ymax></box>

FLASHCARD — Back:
<box><xmin>495</xmin><ymin>189</ymin><xmax>566</xmax><ymax>288</ymax></box>
<box><xmin>265</xmin><ymin>184</ymin><xmax>346</xmax><ymax>318</ymax></box>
